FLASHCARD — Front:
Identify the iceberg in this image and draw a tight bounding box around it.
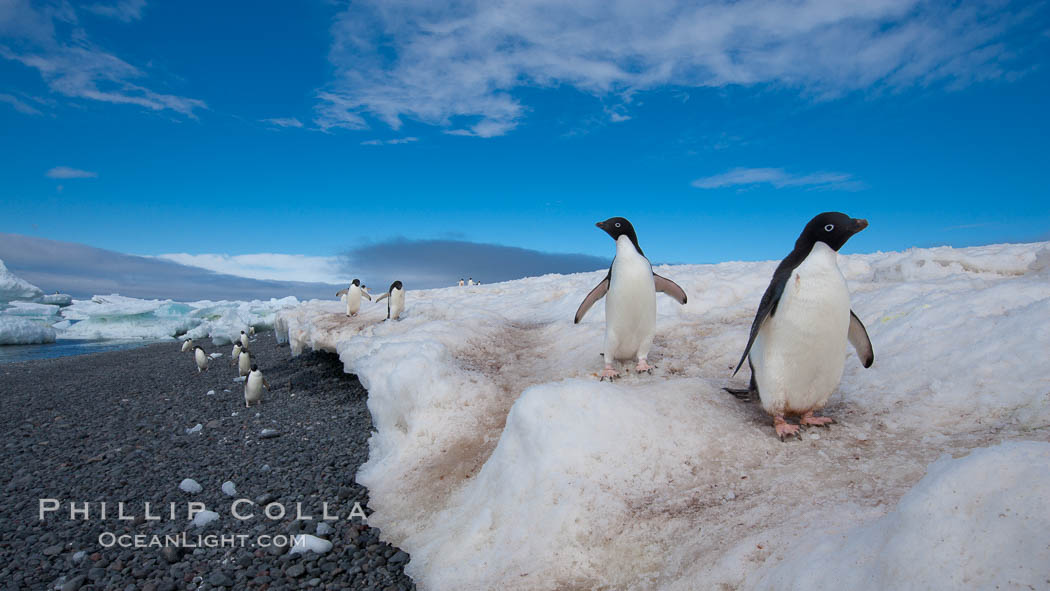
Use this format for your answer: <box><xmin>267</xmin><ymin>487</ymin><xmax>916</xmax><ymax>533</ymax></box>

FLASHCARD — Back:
<box><xmin>276</xmin><ymin>241</ymin><xmax>1050</xmax><ymax>590</ymax></box>
<box><xmin>0</xmin><ymin>258</ymin><xmax>44</xmax><ymax>302</ymax></box>
<box><xmin>0</xmin><ymin>316</ymin><xmax>57</xmax><ymax>345</ymax></box>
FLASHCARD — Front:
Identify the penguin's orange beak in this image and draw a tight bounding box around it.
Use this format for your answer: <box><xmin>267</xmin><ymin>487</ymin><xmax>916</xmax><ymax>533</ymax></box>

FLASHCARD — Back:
<box><xmin>850</xmin><ymin>219</ymin><xmax>868</xmax><ymax>233</ymax></box>
<box><xmin>595</xmin><ymin>221</ymin><xmax>605</xmax><ymax>229</ymax></box>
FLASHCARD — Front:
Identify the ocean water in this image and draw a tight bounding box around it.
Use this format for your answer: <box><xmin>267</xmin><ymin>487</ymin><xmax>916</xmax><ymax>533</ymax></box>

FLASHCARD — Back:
<box><xmin>0</xmin><ymin>339</ymin><xmax>161</xmax><ymax>364</ymax></box>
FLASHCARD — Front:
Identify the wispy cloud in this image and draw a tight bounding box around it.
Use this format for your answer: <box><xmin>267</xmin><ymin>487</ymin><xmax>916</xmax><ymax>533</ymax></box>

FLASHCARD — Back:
<box><xmin>260</xmin><ymin>117</ymin><xmax>304</xmax><ymax>129</ymax></box>
<box><xmin>315</xmin><ymin>0</ymin><xmax>1033</xmax><ymax>137</ymax></box>
<box><xmin>340</xmin><ymin>238</ymin><xmax>607</xmax><ymax>289</ymax></box>
<box><xmin>691</xmin><ymin>167</ymin><xmax>865</xmax><ymax>191</ymax></box>
<box><xmin>0</xmin><ymin>92</ymin><xmax>42</xmax><ymax>115</ymax></box>
<box><xmin>46</xmin><ymin>166</ymin><xmax>97</xmax><ymax>179</ymax></box>
<box><xmin>155</xmin><ymin>253</ymin><xmax>350</xmax><ymax>284</ymax></box>
<box><xmin>0</xmin><ymin>0</ymin><xmax>204</xmax><ymax>117</ymax></box>
<box><xmin>82</xmin><ymin>0</ymin><xmax>147</xmax><ymax>23</ymax></box>
<box><xmin>360</xmin><ymin>137</ymin><xmax>418</xmax><ymax>146</ymax></box>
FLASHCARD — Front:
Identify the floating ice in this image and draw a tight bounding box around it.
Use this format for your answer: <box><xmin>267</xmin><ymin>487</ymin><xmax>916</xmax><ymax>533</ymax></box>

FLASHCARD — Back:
<box><xmin>179</xmin><ymin>478</ymin><xmax>202</xmax><ymax>493</ymax></box>
<box><xmin>289</xmin><ymin>534</ymin><xmax>333</xmax><ymax>555</ymax></box>
<box><xmin>0</xmin><ymin>316</ymin><xmax>56</xmax><ymax>345</ymax></box>
<box><xmin>190</xmin><ymin>509</ymin><xmax>219</xmax><ymax>528</ymax></box>
<box><xmin>0</xmin><ymin>258</ymin><xmax>43</xmax><ymax>302</ymax></box>
<box><xmin>55</xmin><ymin>294</ymin><xmax>299</xmax><ymax>342</ymax></box>
<box><xmin>221</xmin><ymin>481</ymin><xmax>237</xmax><ymax>497</ymax></box>
<box><xmin>40</xmin><ymin>293</ymin><xmax>72</xmax><ymax>307</ymax></box>
<box><xmin>276</xmin><ymin>240</ymin><xmax>1050</xmax><ymax>590</ymax></box>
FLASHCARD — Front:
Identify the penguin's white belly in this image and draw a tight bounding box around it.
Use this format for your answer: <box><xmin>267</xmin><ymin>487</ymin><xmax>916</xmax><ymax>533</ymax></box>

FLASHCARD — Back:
<box><xmin>605</xmin><ymin>252</ymin><xmax>656</xmax><ymax>361</ymax></box>
<box><xmin>195</xmin><ymin>350</ymin><xmax>208</xmax><ymax>370</ymax></box>
<box><xmin>389</xmin><ymin>289</ymin><xmax>404</xmax><ymax>319</ymax></box>
<box><xmin>238</xmin><ymin>353</ymin><xmax>251</xmax><ymax>376</ymax></box>
<box><xmin>752</xmin><ymin>246</ymin><xmax>850</xmax><ymax>415</ymax></box>
<box><xmin>245</xmin><ymin>374</ymin><xmax>264</xmax><ymax>404</ymax></box>
<box><xmin>346</xmin><ymin>289</ymin><xmax>362</xmax><ymax>315</ymax></box>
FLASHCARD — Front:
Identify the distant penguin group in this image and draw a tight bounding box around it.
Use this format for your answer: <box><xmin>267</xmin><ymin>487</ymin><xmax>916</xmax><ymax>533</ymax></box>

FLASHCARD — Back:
<box><xmin>574</xmin><ymin>212</ymin><xmax>875</xmax><ymax>440</ymax></box>
<box><xmin>180</xmin><ymin>325</ymin><xmax>273</xmax><ymax>408</ymax></box>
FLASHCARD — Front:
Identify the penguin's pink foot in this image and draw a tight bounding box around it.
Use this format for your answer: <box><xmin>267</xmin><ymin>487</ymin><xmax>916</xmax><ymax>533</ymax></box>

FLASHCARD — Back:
<box><xmin>773</xmin><ymin>415</ymin><xmax>800</xmax><ymax>441</ymax></box>
<box><xmin>635</xmin><ymin>360</ymin><xmax>654</xmax><ymax>373</ymax></box>
<box><xmin>599</xmin><ymin>367</ymin><xmax>620</xmax><ymax>381</ymax></box>
<box><xmin>799</xmin><ymin>411</ymin><xmax>834</xmax><ymax>427</ymax></box>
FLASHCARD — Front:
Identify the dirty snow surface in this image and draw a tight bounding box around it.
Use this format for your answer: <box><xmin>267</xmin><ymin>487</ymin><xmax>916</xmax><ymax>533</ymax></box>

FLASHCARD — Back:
<box><xmin>276</xmin><ymin>241</ymin><xmax>1050</xmax><ymax>591</ymax></box>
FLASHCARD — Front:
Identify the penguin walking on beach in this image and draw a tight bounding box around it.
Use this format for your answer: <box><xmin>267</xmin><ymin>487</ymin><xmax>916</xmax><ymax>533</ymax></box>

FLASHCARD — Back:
<box><xmin>374</xmin><ymin>281</ymin><xmax>405</xmax><ymax>320</ymax></box>
<box><xmin>575</xmin><ymin>217</ymin><xmax>688</xmax><ymax>380</ymax></box>
<box><xmin>248</xmin><ymin>326</ymin><xmax>256</xmax><ymax>337</ymax></box>
<box><xmin>244</xmin><ymin>364</ymin><xmax>270</xmax><ymax>407</ymax></box>
<box><xmin>726</xmin><ymin>212</ymin><xmax>875</xmax><ymax>440</ymax></box>
<box><xmin>336</xmin><ymin>279</ymin><xmax>371</xmax><ymax>317</ymax></box>
<box><xmin>239</xmin><ymin>330</ymin><xmax>249</xmax><ymax>349</ymax></box>
<box><xmin>193</xmin><ymin>346</ymin><xmax>210</xmax><ymax>374</ymax></box>
<box><xmin>230</xmin><ymin>341</ymin><xmax>243</xmax><ymax>366</ymax></box>
<box><xmin>181</xmin><ymin>339</ymin><xmax>194</xmax><ymax>353</ymax></box>
<box><xmin>238</xmin><ymin>348</ymin><xmax>253</xmax><ymax>377</ymax></box>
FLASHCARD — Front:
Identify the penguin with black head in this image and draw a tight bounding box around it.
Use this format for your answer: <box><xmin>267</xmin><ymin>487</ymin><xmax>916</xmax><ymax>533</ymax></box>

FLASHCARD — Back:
<box><xmin>374</xmin><ymin>281</ymin><xmax>405</xmax><ymax>320</ymax></box>
<box><xmin>575</xmin><ymin>217</ymin><xmax>688</xmax><ymax>380</ymax></box>
<box><xmin>726</xmin><ymin>212</ymin><xmax>874</xmax><ymax>440</ymax></box>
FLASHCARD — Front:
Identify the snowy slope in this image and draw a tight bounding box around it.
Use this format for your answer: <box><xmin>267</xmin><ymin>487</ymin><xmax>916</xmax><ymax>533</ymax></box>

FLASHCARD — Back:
<box><xmin>278</xmin><ymin>241</ymin><xmax>1050</xmax><ymax>590</ymax></box>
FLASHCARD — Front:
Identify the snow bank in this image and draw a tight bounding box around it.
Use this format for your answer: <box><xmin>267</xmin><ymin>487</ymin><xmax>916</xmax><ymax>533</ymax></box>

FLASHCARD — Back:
<box><xmin>751</xmin><ymin>441</ymin><xmax>1050</xmax><ymax>590</ymax></box>
<box><xmin>0</xmin><ymin>316</ymin><xmax>57</xmax><ymax>345</ymax></box>
<box><xmin>281</xmin><ymin>241</ymin><xmax>1050</xmax><ymax>589</ymax></box>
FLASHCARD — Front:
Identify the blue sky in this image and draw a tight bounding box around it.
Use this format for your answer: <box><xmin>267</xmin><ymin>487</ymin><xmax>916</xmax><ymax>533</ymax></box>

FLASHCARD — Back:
<box><xmin>1</xmin><ymin>0</ymin><xmax>1049</xmax><ymax>289</ymax></box>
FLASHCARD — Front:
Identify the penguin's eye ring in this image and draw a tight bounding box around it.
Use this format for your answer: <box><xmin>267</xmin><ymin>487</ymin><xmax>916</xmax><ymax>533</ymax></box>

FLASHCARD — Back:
<box><xmin>824</xmin><ymin>224</ymin><xmax>834</xmax><ymax>232</ymax></box>
<box><xmin>615</xmin><ymin>222</ymin><xmax>621</xmax><ymax>228</ymax></box>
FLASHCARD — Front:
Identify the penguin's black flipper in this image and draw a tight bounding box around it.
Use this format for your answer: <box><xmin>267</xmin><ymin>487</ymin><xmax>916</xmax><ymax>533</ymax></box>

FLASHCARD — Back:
<box><xmin>336</xmin><ymin>288</ymin><xmax>348</xmax><ymax>297</ymax></box>
<box><xmin>732</xmin><ymin>255</ymin><xmax>800</xmax><ymax>376</ymax></box>
<box><xmin>574</xmin><ymin>270</ymin><xmax>611</xmax><ymax>324</ymax></box>
<box><xmin>653</xmin><ymin>274</ymin><xmax>688</xmax><ymax>305</ymax></box>
<box><xmin>848</xmin><ymin>310</ymin><xmax>874</xmax><ymax>368</ymax></box>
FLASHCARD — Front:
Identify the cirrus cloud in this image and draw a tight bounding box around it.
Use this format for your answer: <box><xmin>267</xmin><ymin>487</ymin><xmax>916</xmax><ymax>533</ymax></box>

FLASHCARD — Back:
<box><xmin>315</xmin><ymin>0</ymin><xmax>1036</xmax><ymax>137</ymax></box>
<box><xmin>46</xmin><ymin>166</ymin><xmax>97</xmax><ymax>179</ymax></box>
<box><xmin>691</xmin><ymin>167</ymin><xmax>866</xmax><ymax>191</ymax></box>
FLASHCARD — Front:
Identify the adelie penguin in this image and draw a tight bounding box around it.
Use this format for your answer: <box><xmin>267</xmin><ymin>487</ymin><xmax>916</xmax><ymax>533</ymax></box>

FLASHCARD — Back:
<box><xmin>575</xmin><ymin>217</ymin><xmax>688</xmax><ymax>380</ymax></box>
<box><xmin>230</xmin><ymin>341</ymin><xmax>242</xmax><ymax>366</ymax></box>
<box><xmin>193</xmin><ymin>346</ymin><xmax>210</xmax><ymax>374</ymax></box>
<box><xmin>238</xmin><ymin>347</ymin><xmax>253</xmax><ymax>378</ymax></box>
<box><xmin>181</xmin><ymin>338</ymin><xmax>194</xmax><ymax>353</ymax></box>
<box><xmin>244</xmin><ymin>364</ymin><xmax>270</xmax><ymax>408</ymax></box>
<box><xmin>239</xmin><ymin>330</ymin><xmax>250</xmax><ymax>349</ymax></box>
<box><xmin>336</xmin><ymin>279</ymin><xmax>371</xmax><ymax>317</ymax></box>
<box><xmin>374</xmin><ymin>281</ymin><xmax>405</xmax><ymax>320</ymax></box>
<box><xmin>726</xmin><ymin>212</ymin><xmax>875</xmax><ymax>440</ymax></box>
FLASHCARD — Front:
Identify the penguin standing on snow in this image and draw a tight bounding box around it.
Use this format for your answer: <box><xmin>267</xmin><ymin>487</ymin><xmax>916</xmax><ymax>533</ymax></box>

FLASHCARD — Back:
<box><xmin>726</xmin><ymin>212</ymin><xmax>874</xmax><ymax>440</ymax></box>
<box><xmin>238</xmin><ymin>348</ymin><xmax>253</xmax><ymax>378</ymax></box>
<box><xmin>336</xmin><ymin>279</ymin><xmax>371</xmax><ymax>317</ymax></box>
<box><xmin>244</xmin><ymin>364</ymin><xmax>270</xmax><ymax>407</ymax></box>
<box><xmin>575</xmin><ymin>217</ymin><xmax>688</xmax><ymax>380</ymax></box>
<box><xmin>193</xmin><ymin>346</ymin><xmax>210</xmax><ymax>373</ymax></box>
<box><xmin>181</xmin><ymin>339</ymin><xmax>194</xmax><ymax>353</ymax></box>
<box><xmin>374</xmin><ymin>281</ymin><xmax>405</xmax><ymax>320</ymax></box>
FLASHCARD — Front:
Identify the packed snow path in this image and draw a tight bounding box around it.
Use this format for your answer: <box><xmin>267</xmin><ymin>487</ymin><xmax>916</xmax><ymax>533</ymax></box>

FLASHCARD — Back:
<box><xmin>276</xmin><ymin>242</ymin><xmax>1050</xmax><ymax>590</ymax></box>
